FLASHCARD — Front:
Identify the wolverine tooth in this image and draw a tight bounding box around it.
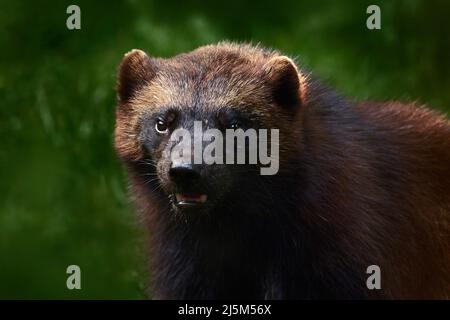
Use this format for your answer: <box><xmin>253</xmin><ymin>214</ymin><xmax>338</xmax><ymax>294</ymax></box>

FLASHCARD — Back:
<box><xmin>174</xmin><ymin>193</ymin><xmax>207</xmax><ymax>203</ymax></box>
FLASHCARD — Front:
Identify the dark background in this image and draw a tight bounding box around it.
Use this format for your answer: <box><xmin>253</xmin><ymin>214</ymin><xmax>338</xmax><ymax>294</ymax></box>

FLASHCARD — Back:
<box><xmin>0</xmin><ymin>0</ymin><xmax>449</xmax><ymax>299</ymax></box>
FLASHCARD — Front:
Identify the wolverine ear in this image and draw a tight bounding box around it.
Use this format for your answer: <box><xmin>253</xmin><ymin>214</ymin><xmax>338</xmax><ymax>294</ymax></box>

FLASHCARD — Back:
<box><xmin>117</xmin><ymin>49</ymin><xmax>157</xmax><ymax>103</ymax></box>
<box><xmin>263</xmin><ymin>56</ymin><xmax>301</xmax><ymax>109</ymax></box>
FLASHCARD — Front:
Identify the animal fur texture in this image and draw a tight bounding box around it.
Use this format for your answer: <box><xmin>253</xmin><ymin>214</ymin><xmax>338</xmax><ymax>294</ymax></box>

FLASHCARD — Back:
<box><xmin>114</xmin><ymin>42</ymin><xmax>450</xmax><ymax>299</ymax></box>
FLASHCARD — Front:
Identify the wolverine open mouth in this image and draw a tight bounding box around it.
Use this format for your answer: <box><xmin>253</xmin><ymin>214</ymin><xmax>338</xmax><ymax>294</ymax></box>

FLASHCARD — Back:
<box><xmin>174</xmin><ymin>193</ymin><xmax>208</xmax><ymax>207</ymax></box>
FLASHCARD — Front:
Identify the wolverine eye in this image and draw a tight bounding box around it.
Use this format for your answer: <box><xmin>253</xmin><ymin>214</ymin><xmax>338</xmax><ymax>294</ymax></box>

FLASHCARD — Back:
<box><xmin>155</xmin><ymin>119</ymin><xmax>169</xmax><ymax>134</ymax></box>
<box><xmin>217</xmin><ymin>109</ymin><xmax>248</xmax><ymax>131</ymax></box>
<box><xmin>155</xmin><ymin>111</ymin><xmax>177</xmax><ymax>134</ymax></box>
<box><xmin>229</xmin><ymin>121</ymin><xmax>240</xmax><ymax>130</ymax></box>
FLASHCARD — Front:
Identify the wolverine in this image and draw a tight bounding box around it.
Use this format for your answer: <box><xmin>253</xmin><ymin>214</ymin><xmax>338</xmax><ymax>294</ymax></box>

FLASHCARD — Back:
<box><xmin>114</xmin><ymin>42</ymin><xmax>450</xmax><ymax>299</ymax></box>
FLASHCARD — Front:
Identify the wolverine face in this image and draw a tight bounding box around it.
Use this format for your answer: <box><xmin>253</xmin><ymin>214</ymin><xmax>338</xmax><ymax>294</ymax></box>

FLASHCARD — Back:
<box><xmin>115</xmin><ymin>44</ymin><xmax>302</xmax><ymax>214</ymax></box>
<box><xmin>138</xmin><ymin>106</ymin><xmax>260</xmax><ymax>213</ymax></box>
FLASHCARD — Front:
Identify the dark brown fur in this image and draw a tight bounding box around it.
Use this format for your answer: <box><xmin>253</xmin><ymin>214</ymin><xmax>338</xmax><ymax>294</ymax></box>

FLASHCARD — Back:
<box><xmin>115</xmin><ymin>42</ymin><xmax>450</xmax><ymax>299</ymax></box>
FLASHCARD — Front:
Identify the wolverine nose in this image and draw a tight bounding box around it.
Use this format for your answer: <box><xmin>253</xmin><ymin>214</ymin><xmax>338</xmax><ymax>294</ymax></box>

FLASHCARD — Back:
<box><xmin>169</xmin><ymin>163</ymin><xmax>201</xmax><ymax>183</ymax></box>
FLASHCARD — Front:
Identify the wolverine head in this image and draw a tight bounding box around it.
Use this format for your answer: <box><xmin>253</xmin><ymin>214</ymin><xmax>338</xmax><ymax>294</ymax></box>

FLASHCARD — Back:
<box><xmin>115</xmin><ymin>43</ymin><xmax>303</xmax><ymax>214</ymax></box>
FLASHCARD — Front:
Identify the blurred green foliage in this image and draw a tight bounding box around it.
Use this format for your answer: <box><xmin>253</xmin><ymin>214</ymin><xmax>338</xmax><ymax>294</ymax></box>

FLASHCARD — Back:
<box><xmin>0</xmin><ymin>0</ymin><xmax>449</xmax><ymax>299</ymax></box>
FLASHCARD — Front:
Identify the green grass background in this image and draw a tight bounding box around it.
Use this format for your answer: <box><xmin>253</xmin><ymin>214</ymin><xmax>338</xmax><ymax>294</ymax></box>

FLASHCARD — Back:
<box><xmin>0</xmin><ymin>0</ymin><xmax>449</xmax><ymax>299</ymax></box>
